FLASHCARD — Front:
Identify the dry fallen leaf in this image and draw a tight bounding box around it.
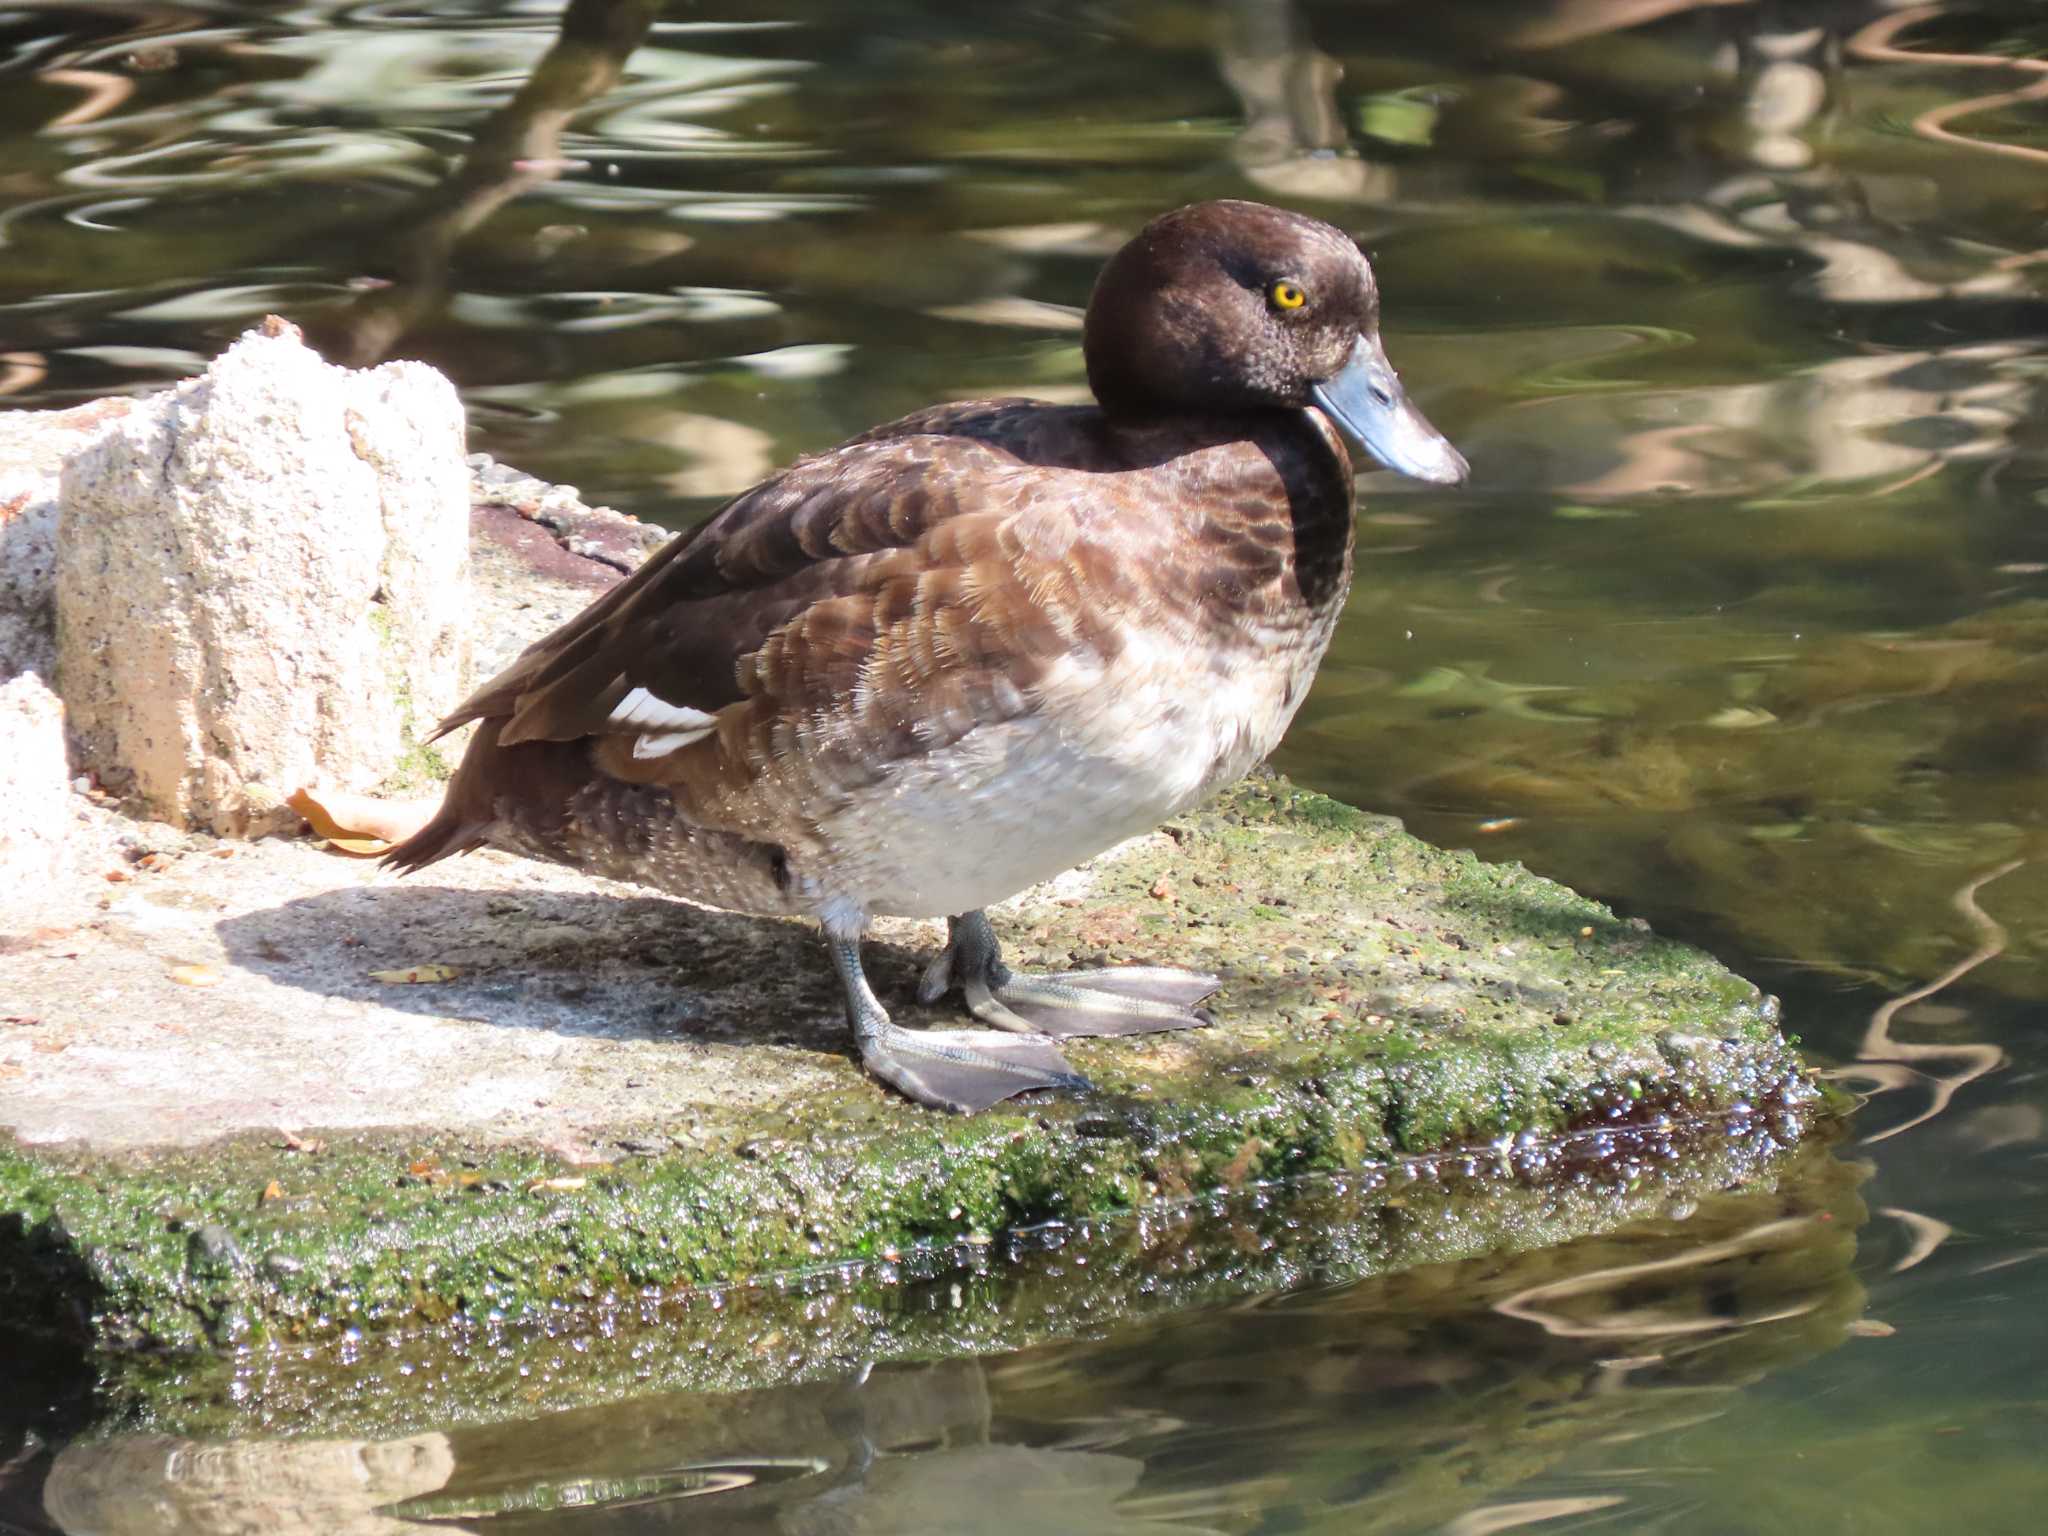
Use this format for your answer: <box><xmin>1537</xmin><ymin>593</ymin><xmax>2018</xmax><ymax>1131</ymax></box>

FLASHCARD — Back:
<box><xmin>323</xmin><ymin>836</ymin><xmax>393</xmax><ymax>858</ymax></box>
<box><xmin>403</xmin><ymin>1159</ymin><xmax>452</xmax><ymax>1186</ymax></box>
<box><xmin>169</xmin><ymin>963</ymin><xmax>221</xmax><ymax>988</ymax></box>
<box><xmin>259</xmin><ymin>1179</ymin><xmax>284</xmax><ymax>1204</ymax></box>
<box><xmin>369</xmin><ymin>964</ymin><xmax>463</xmax><ymax>985</ymax></box>
<box><xmin>288</xmin><ymin>785</ymin><xmax>438</xmax><ymax>851</ymax></box>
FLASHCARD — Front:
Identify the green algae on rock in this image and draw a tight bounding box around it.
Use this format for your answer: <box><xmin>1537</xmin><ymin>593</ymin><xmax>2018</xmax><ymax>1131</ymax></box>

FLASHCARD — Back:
<box><xmin>34</xmin><ymin>1135</ymin><xmax>1867</xmax><ymax>1525</ymax></box>
<box><xmin>1</xmin><ymin>773</ymin><xmax>1815</xmax><ymax>1434</ymax></box>
<box><xmin>42</xmin><ymin>1117</ymin><xmax>1846</xmax><ymax>1448</ymax></box>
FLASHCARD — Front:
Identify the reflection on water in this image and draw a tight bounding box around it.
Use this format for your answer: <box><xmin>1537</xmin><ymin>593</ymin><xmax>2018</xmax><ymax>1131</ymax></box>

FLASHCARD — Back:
<box><xmin>4</xmin><ymin>0</ymin><xmax>2047</xmax><ymax>1531</ymax></box>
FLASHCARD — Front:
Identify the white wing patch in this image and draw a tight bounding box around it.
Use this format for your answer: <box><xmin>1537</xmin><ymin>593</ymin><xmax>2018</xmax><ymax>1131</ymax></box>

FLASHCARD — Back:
<box><xmin>632</xmin><ymin>727</ymin><xmax>716</xmax><ymax>759</ymax></box>
<box><xmin>612</xmin><ymin>686</ymin><xmax>716</xmax><ymax>731</ymax></box>
<box><xmin>612</xmin><ymin>686</ymin><xmax>719</xmax><ymax>759</ymax></box>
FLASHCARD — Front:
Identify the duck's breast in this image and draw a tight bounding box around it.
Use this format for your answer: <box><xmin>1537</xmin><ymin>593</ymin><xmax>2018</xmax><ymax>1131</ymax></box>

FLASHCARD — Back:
<box><xmin>803</xmin><ymin>421</ymin><xmax>1354</xmax><ymax>919</ymax></box>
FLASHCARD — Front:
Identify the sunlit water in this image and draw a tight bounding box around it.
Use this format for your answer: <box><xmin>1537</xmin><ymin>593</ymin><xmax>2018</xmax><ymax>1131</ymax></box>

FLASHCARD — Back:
<box><xmin>3</xmin><ymin>0</ymin><xmax>2045</xmax><ymax>1530</ymax></box>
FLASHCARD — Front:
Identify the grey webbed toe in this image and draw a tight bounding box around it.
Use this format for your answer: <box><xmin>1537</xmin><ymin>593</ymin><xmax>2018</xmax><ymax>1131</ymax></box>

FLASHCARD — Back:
<box><xmin>932</xmin><ymin>911</ymin><xmax>1219</xmax><ymax>1040</ymax></box>
<box><xmin>967</xmin><ymin>970</ymin><xmax>1217</xmax><ymax>1037</ymax></box>
<box><xmin>860</xmin><ymin>1021</ymin><xmax>1092</xmax><ymax>1116</ymax></box>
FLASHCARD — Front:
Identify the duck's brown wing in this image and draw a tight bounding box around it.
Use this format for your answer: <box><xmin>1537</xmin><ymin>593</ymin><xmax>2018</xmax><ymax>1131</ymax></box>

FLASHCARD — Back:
<box><xmin>437</xmin><ymin>405</ymin><xmax>1053</xmax><ymax>751</ymax></box>
<box><xmin>436</xmin><ymin>401</ymin><xmax>1123</xmax><ymax>788</ymax></box>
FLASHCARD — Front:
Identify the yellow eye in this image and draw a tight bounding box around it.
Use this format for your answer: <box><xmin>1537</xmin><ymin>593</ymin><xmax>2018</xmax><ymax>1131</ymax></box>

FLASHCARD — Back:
<box><xmin>1270</xmin><ymin>280</ymin><xmax>1307</xmax><ymax>310</ymax></box>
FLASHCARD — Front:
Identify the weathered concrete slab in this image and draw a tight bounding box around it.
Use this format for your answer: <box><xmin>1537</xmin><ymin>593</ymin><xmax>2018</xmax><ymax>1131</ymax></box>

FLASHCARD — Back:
<box><xmin>1</xmin><ymin>768</ymin><xmax>1813</xmax><ymax>1412</ymax></box>
<box><xmin>0</xmin><ymin>770</ymin><xmax>1801</xmax><ymax>1153</ymax></box>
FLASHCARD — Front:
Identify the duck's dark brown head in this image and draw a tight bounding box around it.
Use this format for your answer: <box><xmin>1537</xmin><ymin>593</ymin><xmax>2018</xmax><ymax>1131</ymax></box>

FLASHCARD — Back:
<box><xmin>1084</xmin><ymin>199</ymin><xmax>1467</xmax><ymax>484</ymax></box>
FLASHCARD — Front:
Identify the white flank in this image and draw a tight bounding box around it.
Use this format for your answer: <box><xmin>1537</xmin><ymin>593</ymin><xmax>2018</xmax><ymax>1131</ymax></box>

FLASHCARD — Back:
<box><xmin>611</xmin><ymin>685</ymin><xmax>717</xmax><ymax>732</ymax></box>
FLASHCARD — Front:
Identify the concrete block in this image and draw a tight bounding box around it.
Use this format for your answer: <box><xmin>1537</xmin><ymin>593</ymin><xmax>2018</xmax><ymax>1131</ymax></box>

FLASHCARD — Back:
<box><xmin>54</xmin><ymin>320</ymin><xmax>469</xmax><ymax>835</ymax></box>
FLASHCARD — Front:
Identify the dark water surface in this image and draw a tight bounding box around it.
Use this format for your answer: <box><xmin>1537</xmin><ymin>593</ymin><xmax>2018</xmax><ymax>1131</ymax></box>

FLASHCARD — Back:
<box><xmin>4</xmin><ymin>0</ymin><xmax>2046</xmax><ymax>1530</ymax></box>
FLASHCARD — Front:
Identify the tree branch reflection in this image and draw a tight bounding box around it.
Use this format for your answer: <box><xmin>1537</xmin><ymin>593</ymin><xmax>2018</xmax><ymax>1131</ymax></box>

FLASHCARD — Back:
<box><xmin>1847</xmin><ymin>857</ymin><xmax>2018</xmax><ymax>1145</ymax></box>
<box><xmin>312</xmin><ymin>0</ymin><xmax>660</xmax><ymax>368</ymax></box>
<box><xmin>1850</xmin><ymin>4</ymin><xmax>2048</xmax><ymax>168</ymax></box>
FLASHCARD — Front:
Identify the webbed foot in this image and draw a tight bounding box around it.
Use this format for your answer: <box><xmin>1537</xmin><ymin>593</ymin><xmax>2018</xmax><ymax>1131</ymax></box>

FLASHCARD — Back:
<box><xmin>860</xmin><ymin>1020</ymin><xmax>1091</xmax><ymax>1115</ymax></box>
<box><xmin>917</xmin><ymin>910</ymin><xmax>1219</xmax><ymax>1038</ymax></box>
<box><xmin>827</xmin><ymin>931</ymin><xmax>1091</xmax><ymax>1114</ymax></box>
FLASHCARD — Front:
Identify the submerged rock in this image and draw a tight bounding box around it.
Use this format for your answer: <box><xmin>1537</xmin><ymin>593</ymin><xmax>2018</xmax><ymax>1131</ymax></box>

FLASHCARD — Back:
<box><xmin>43</xmin><ymin>1429</ymin><xmax>457</xmax><ymax>1536</ymax></box>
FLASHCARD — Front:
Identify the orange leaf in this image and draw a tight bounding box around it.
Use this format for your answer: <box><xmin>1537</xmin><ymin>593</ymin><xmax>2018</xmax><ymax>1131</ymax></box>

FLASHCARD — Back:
<box><xmin>288</xmin><ymin>785</ymin><xmax>438</xmax><ymax>847</ymax></box>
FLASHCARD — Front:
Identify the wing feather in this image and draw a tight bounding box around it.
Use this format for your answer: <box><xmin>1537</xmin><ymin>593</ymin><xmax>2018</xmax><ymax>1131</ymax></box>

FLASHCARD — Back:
<box><xmin>435</xmin><ymin>403</ymin><xmax>1085</xmax><ymax>762</ymax></box>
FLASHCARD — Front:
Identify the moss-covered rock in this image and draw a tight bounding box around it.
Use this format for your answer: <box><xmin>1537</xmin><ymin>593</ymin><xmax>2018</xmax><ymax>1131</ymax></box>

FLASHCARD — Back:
<box><xmin>2</xmin><ymin>775</ymin><xmax>1817</xmax><ymax>1434</ymax></box>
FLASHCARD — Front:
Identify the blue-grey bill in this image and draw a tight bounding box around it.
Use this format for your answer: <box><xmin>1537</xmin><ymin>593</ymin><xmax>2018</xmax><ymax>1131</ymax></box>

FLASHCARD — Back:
<box><xmin>1310</xmin><ymin>334</ymin><xmax>1469</xmax><ymax>485</ymax></box>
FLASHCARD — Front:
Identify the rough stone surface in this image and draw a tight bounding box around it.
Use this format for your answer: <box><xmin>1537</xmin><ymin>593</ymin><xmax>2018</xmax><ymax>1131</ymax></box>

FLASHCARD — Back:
<box><xmin>468</xmin><ymin>454</ymin><xmax>665</xmax><ymax>580</ymax></box>
<box><xmin>0</xmin><ymin>398</ymin><xmax>136</xmax><ymax>680</ymax></box>
<box><xmin>53</xmin><ymin>322</ymin><xmax>470</xmax><ymax>835</ymax></box>
<box><xmin>0</xmin><ymin>673</ymin><xmax>83</xmax><ymax>897</ymax></box>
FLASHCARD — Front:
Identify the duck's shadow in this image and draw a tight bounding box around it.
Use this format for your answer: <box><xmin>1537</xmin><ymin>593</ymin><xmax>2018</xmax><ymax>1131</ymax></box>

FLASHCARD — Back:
<box><xmin>215</xmin><ymin>883</ymin><xmax>942</xmax><ymax>1054</ymax></box>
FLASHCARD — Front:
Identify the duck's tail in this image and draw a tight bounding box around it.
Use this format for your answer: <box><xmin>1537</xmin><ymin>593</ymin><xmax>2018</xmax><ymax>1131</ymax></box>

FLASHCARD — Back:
<box><xmin>382</xmin><ymin>718</ymin><xmax>507</xmax><ymax>875</ymax></box>
<box><xmin>383</xmin><ymin>717</ymin><xmax>598</xmax><ymax>875</ymax></box>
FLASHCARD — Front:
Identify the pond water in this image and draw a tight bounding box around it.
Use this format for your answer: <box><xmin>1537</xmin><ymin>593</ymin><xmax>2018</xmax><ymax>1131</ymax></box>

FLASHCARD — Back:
<box><xmin>3</xmin><ymin>0</ymin><xmax>2045</xmax><ymax>1530</ymax></box>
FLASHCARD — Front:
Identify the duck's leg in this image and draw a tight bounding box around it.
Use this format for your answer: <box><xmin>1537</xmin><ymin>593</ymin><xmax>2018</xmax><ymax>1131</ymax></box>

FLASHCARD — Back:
<box><xmin>825</xmin><ymin>927</ymin><xmax>1092</xmax><ymax>1114</ymax></box>
<box><xmin>917</xmin><ymin>910</ymin><xmax>1218</xmax><ymax>1038</ymax></box>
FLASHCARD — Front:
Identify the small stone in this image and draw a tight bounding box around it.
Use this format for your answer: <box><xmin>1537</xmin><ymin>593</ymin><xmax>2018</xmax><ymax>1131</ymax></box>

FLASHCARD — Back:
<box><xmin>187</xmin><ymin>1224</ymin><xmax>248</xmax><ymax>1272</ymax></box>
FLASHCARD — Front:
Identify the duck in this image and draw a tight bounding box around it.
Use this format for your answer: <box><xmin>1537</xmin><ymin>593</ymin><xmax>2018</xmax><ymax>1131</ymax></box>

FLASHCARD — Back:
<box><xmin>387</xmin><ymin>198</ymin><xmax>1468</xmax><ymax>1114</ymax></box>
